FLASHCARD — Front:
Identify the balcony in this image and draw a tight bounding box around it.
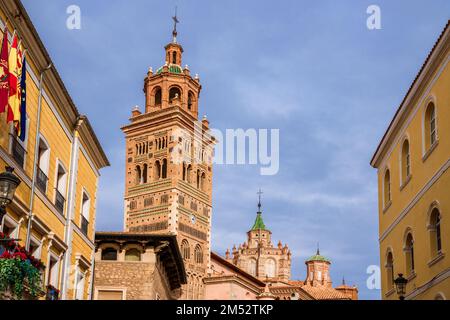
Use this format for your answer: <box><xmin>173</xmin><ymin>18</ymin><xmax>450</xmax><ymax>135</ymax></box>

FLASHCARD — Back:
<box><xmin>36</xmin><ymin>168</ymin><xmax>48</xmax><ymax>194</ymax></box>
<box><xmin>81</xmin><ymin>216</ymin><xmax>89</xmax><ymax>236</ymax></box>
<box><xmin>12</xmin><ymin>139</ymin><xmax>25</xmax><ymax>168</ymax></box>
<box><xmin>55</xmin><ymin>190</ymin><xmax>65</xmax><ymax>215</ymax></box>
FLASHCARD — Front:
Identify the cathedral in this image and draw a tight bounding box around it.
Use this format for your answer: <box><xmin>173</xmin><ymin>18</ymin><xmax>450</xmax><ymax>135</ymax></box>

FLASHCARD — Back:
<box><xmin>94</xmin><ymin>15</ymin><xmax>358</xmax><ymax>301</ymax></box>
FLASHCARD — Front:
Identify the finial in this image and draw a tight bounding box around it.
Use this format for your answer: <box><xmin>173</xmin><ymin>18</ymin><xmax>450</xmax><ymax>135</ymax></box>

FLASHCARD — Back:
<box><xmin>185</xmin><ymin>64</ymin><xmax>189</xmax><ymax>70</ymax></box>
<box><xmin>342</xmin><ymin>276</ymin><xmax>346</xmax><ymax>286</ymax></box>
<box><xmin>257</xmin><ymin>189</ymin><xmax>263</xmax><ymax>212</ymax></box>
<box><xmin>316</xmin><ymin>242</ymin><xmax>320</xmax><ymax>255</ymax></box>
<box><xmin>172</xmin><ymin>6</ymin><xmax>179</xmax><ymax>43</ymax></box>
<box><xmin>194</xmin><ymin>73</ymin><xmax>199</xmax><ymax>80</ymax></box>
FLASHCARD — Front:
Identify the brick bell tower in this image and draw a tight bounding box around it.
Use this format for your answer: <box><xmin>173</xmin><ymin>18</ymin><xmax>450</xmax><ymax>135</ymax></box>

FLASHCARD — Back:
<box><xmin>121</xmin><ymin>13</ymin><xmax>215</xmax><ymax>300</ymax></box>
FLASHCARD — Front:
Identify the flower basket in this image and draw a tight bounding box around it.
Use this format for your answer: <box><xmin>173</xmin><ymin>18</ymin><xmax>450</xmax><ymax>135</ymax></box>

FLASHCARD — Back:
<box><xmin>0</xmin><ymin>232</ymin><xmax>45</xmax><ymax>300</ymax></box>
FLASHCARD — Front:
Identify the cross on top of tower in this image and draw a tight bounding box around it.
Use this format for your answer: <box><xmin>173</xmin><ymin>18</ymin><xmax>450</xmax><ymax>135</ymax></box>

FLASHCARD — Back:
<box><xmin>172</xmin><ymin>6</ymin><xmax>179</xmax><ymax>43</ymax></box>
<box><xmin>257</xmin><ymin>189</ymin><xmax>263</xmax><ymax>212</ymax></box>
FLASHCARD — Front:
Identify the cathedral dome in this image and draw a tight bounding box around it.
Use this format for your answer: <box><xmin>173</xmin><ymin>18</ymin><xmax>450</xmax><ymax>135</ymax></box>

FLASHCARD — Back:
<box><xmin>156</xmin><ymin>63</ymin><xmax>183</xmax><ymax>75</ymax></box>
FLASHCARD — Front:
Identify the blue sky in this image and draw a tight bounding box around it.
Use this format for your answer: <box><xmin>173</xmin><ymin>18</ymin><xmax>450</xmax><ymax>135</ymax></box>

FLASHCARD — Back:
<box><xmin>22</xmin><ymin>0</ymin><xmax>450</xmax><ymax>300</ymax></box>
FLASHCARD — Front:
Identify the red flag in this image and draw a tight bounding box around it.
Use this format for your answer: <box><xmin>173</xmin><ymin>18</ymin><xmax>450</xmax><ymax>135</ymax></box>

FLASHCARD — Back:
<box><xmin>0</xmin><ymin>26</ymin><xmax>9</xmax><ymax>113</ymax></box>
<box><xmin>7</xmin><ymin>33</ymin><xmax>18</xmax><ymax>124</ymax></box>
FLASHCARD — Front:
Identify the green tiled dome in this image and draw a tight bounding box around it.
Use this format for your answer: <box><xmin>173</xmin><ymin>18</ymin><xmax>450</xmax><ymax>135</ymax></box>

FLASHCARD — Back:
<box><xmin>156</xmin><ymin>64</ymin><xmax>183</xmax><ymax>75</ymax></box>
<box><xmin>306</xmin><ymin>250</ymin><xmax>331</xmax><ymax>263</ymax></box>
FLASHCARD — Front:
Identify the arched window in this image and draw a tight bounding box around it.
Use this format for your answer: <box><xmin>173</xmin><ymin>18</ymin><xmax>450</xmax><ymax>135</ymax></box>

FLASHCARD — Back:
<box><xmin>154</xmin><ymin>87</ymin><xmax>162</xmax><ymax>106</ymax></box>
<box><xmin>142</xmin><ymin>164</ymin><xmax>148</xmax><ymax>184</ymax></box>
<box><xmin>265</xmin><ymin>259</ymin><xmax>276</xmax><ymax>278</ymax></box>
<box><xmin>125</xmin><ymin>248</ymin><xmax>141</xmax><ymax>262</ymax></box>
<box><xmin>405</xmin><ymin>233</ymin><xmax>415</xmax><ymax>275</ymax></box>
<box><xmin>196</xmin><ymin>170</ymin><xmax>201</xmax><ymax>189</ymax></box>
<box><xmin>181</xmin><ymin>240</ymin><xmax>190</xmax><ymax>260</ymax></box>
<box><xmin>136</xmin><ymin>165</ymin><xmax>142</xmax><ymax>185</ymax></box>
<box><xmin>188</xmin><ymin>92</ymin><xmax>194</xmax><ymax>110</ymax></box>
<box><xmin>172</xmin><ymin>51</ymin><xmax>177</xmax><ymax>64</ymax></box>
<box><xmin>401</xmin><ymin>140</ymin><xmax>411</xmax><ymax>183</ymax></box>
<box><xmin>194</xmin><ymin>245</ymin><xmax>203</xmax><ymax>264</ymax></box>
<box><xmin>182</xmin><ymin>162</ymin><xmax>187</xmax><ymax>181</ymax></box>
<box><xmin>169</xmin><ymin>87</ymin><xmax>181</xmax><ymax>104</ymax></box>
<box><xmin>384</xmin><ymin>169</ymin><xmax>391</xmax><ymax>208</ymax></box>
<box><xmin>429</xmin><ymin>207</ymin><xmax>442</xmax><ymax>256</ymax></box>
<box><xmin>186</xmin><ymin>165</ymin><xmax>192</xmax><ymax>183</ymax></box>
<box><xmin>101</xmin><ymin>248</ymin><xmax>117</xmax><ymax>261</ymax></box>
<box><xmin>154</xmin><ymin>161</ymin><xmax>161</xmax><ymax>180</ymax></box>
<box><xmin>386</xmin><ymin>251</ymin><xmax>394</xmax><ymax>289</ymax></box>
<box><xmin>201</xmin><ymin>172</ymin><xmax>206</xmax><ymax>191</ymax></box>
<box><xmin>162</xmin><ymin>159</ymin><xmax>168</xmax><ymax>179</ymax></box>
<box><xmin>424</xmin><ymin>102</ymin><xmax>437</xmax><ymax>151</ymax></box>
<box><xmin>248</xmin><ymin>259</ymin><xmax>257</xmax><ymax>276</ymax></box>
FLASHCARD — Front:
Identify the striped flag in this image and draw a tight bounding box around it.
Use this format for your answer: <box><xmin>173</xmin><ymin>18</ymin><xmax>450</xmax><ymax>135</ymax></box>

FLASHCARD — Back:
<box><xmin>0</xmin><ymin>26</ymin><xmax>8</xmax><ymax>113</ymax></box>
<box><xmin>18</xmin><ymin>56</ymin><xmax>26</xmax><ymax>141</ymax></box>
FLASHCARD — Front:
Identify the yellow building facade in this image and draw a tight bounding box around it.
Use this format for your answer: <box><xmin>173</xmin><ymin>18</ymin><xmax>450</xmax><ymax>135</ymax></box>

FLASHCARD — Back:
<box><xmin>0</xmin><ymin>0</ymin><xmax>109</xmax><ymax>299</ymax></box>
<box><xmin>371</xmin><ymin>21</ymin><xmax>450</xmax><ymax>300</ymax></box>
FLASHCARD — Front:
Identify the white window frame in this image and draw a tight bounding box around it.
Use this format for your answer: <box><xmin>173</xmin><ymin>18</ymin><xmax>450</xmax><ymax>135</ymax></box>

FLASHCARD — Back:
<box><xmin>8</xmin><ymin>115</ymin><xmax>30</xmax><ymax>169</ymax></box>
<box><xmin>80</xmin><ymin>188</ymin><xmax>91</xmax><ymax>223</ymax></box>
<box><xmin>37</xmin><ymin>135</ymin><xmax>51</xmax><ymax>176</ymax></box>
<box><xmin>47</xmin><ymin>252</ymin><xmax>61</xmax><ymax>288</ymax></box>
<box><xmin>1</xmin><ymin>215</ymin><xmax>19</xmax><ymax>239</ymax></box>
<box><xmin>29</xmin><ymin>236</ymin><xmax>43</xmax><ymax>259</ymax></box>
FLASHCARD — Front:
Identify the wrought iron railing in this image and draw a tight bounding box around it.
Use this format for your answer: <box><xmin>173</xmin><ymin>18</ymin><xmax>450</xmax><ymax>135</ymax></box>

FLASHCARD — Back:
<box><xmin>81</xmin><ymin>216</ymin><xmax>89</xmax><ymax>236</ymax></box>
<box><xmin>54</xmin><ymin>190</ymin><xmax>65</xmax><ymax>215</ymax></box>
<box><xmin>12</xmin><ymin>139</ymin><xmax>25</xmax><ymax>168</ymax></box>
<box><xmin>36</xmin><ymin>167</ymin><xmax>48</xmax><ymax>194</ymax></box>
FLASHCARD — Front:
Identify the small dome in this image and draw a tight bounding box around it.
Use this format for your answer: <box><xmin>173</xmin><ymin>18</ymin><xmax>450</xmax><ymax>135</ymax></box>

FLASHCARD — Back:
<box><xmin>306</xmin><ymin>249</ymin><xmax>331</xmax><ymax>263</ymax></box>
<box><xmin>156</xmin><ymin>63</ymin><xmax>183</xmax><ymax>75</ymax></box>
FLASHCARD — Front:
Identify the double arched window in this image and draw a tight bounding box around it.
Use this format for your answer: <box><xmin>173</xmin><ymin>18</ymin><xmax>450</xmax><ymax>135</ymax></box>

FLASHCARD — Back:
<box><xmin>194</xmin><ymin>245</ymin><xmax>203</xmax><ymax>264</ymax></box>
<box><xmin>181</xmin><ymin>240</ymin><xmax>190</xmax><ymax>260</ymax></box>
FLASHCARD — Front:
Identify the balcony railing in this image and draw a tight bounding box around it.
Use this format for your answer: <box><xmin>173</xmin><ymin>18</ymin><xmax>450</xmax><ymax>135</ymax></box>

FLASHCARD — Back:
<box><xmin>81</xmin><ymin>216</ymin><xmax>89</xmax><ymax>236</ymax></box>
<box><xmin>36</xmin><ymin>167</ymin><xmax>48</xmax><ymax>194</ymax></box>
<box><xmin>55</xmin><ymin>190</ymin><xmax>65</xmax><ymax>215</ymax></box>
<box><xmin>12</xmin><ymin>139</ymin><xmax>25</xmax><ymax>168</ymax></box>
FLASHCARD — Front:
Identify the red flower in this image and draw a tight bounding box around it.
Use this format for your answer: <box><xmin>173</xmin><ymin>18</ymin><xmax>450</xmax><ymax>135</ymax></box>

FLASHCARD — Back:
<box><xmin>0</xmin><ymin>251</ymin><xmax>12</xmax><ymax>259</ymax></box>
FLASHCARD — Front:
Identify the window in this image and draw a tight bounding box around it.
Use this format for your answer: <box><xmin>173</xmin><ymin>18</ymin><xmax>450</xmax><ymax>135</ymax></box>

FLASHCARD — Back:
<box><xmin>161</xmin><ymin>194</ymin><xmax>169</xmax><ymax>204</ymax></box>
<box><xmin>97</xmin><ymin>290</ymin><xmax>124</xmax><ymax>300</ymax></box>
<box><xmin>429</xmin><ymin>208</ymin><xmax>442</xmax><ymax>256</ymax></box>
<box><xmin>186</xmin><ymin>165</ymin><xmax>192</xmax><ymax>183</ymax></box>
<box><xmin>424</xmin><ymin>102</ymin><xmax>437</xmax><ymax>152</ymax></box>
<box><xmin>1</xmin><ymin>217</ymin><xmax>18</xmax><ymax>239</ymax></box>
<box><xmin>144</xmin><ymin>197</ymin><xmax>153</xmax><ymax>207</ymax></box>
<box><xmin>248</xmin><ymin>259</ymin><xmax>257</xmax><ymax>276</ymax></box>
<box><xmin>178</xmin><ymin>195</ymin><xmax>185</xmax><ymax>205</ymax></box>
<box><xmin>196</xmin><ymin>170</ymin><xmax>201</xmax><ymax>189</ymax></box>
<box><xmin>29</xmin><ymin>237</ymin><xmax>42</xmax><ymax>259</ymax></box>
<box><xmin>265</xmin><ymin>259</ymin><xmax>276</xmax><ymax>278</ymax></box>
<box><xmin>136</xmin><ymin>165</ymin><xmax>142</xmax><ymax>185</ymax></box>
<box><xmin>55</xmin><ymin>163</ymin><xmax>67</xmax><ymax>215</ymax></box>
<box><xmin>154</xmin><ymin>87</ymin><xmax>162</xmax><ymax>106</ymax></box>
<box><xmin>101</xmin><ymin>248</ymin><xmax>117</xmax><ymax>261</ymax></box>
<box><xmin>383</xmin><ymin>169</ymin><xmax>391</xmax><ymax>208</ymax></box>
<box><xmin>142</xmin><ymin>164</ymin><xmax>148</xmax><ymax>184</ymax></box>
<box><xmin>161</xmin><ymin>159</ymin><xmax>167</xmax><ymax>179</ymax></box>
<box><xmin>47</xmin><ymin>255</ymin><xmax>60</xmax><ymax>288</ymax></box>
<box><xmin>81</xmin><ymin>191</ymin><xmax>90</xmax><ymax>236</ymax></box>
<box><xmin>194</xmin><ymin>245</ymin><xmax>203</xmax><ymax>264</ymax></box>
<box><xmin>405</xmin><ymin>233</ymin><xmax>415</xmax><ymax>275</ymax></box>
<box><xmin>386</xmin><ymin>251</ymin><xmax>394</xmax><ymax>289</ymax></box>
<box><xmin>188</xmin><ymin>92</ymin><xmax>194</xmax><ymax>110</ymax></box>
<box><xmin>182</xmin><ymin>162</ymin><xmax>187</xmax><ymax>181</ymax></box>
<box><xmin>201</xmin><ymin>172</ymin><xmax>206</xmax><ymax>191</ymax></box>
<box><xmin>129</xmin><ymin>200</ymin><xmax>137</xmax><ymax>210</ymax></box>
<box><xmin>401</xmin><ymin>140</ymin><xmax>411</xmax><ymax>184</ymax></box>
<box><xmin>169</xmin><ymin>87</ymin><xmax>181</xmax><ymax>104</ymax></box>
<box><xmin>172</xmin><ymin>51</ymin><xmax>177</xmax><ymax>64</ymax></box>
<box><xmin>37</xmin><ymin>138</ymin><xmax>50</xmax><ymax>193</ymax></box>
<box><xmin>181</xmin><ymin>240</ymin><xmax>190</xmax><ymax>260</ymax></box>
<box><xmin>125</xmin><ymin>249</ymin><xmax>141</xmax><ymax>262</ymax></box>
<box><xmin>154</xmin><ymin>161</ymin><xmax>161</xmax><ymax>180</ymax></box>
<box><xmin>74</xmin><ymin>269</ymin><xmax>86</xmax><ymax>300</ymax></box>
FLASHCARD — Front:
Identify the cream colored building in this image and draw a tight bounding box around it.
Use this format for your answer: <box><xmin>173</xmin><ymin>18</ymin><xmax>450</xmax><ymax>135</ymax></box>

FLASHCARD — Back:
<box><xmin>371</xmin><ymin>21</ymin><xmax>450</xmax><ymax>300</ymax></box>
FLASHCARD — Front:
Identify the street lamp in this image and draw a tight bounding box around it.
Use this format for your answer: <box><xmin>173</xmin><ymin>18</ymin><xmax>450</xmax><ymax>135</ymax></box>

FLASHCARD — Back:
<box><xmin>394</xmin><ymin>273</ymin><xmax>408</xmax><ymax>300</ymax></box>
<box><xmin>0</xmin><ymin>166</ymin><xmax>21</xmax><ymax>227</ymax></box>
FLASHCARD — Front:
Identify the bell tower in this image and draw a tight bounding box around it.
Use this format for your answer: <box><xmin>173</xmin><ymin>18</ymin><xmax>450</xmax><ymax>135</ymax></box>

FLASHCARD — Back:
<box><xmin>121</xmin><ymin>12</ymin><xmax>214</xmax><ymax>300</ymax></box>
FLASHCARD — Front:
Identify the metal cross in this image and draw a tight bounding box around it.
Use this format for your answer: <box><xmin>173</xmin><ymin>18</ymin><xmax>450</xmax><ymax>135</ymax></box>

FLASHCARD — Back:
<box><xmin>257</xmin><ymin>189</ymin><xmax>263</xmax><ymax>210</ymax></box>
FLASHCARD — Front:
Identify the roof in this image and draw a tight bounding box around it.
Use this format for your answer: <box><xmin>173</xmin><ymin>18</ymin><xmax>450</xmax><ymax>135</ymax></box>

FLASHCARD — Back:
<box><xmin>251</xmin><ymin>212</ymin><xmax>266</xmax><ymax>231</ymax></box>
<box><xmin>370</xmin><ymin>20</ymin><xmax>450</xmax><ymax>167</ymax></box>
<box><xmin>95</xmin><ymin>232</ymin><xmax>187</xmax><ymax>290</ymax></box>
<box><xmin>300</xmin><ymin>285</ymin><xmax>351</xmax><ymax>300</ymax></box>
<box><xmin>210</xmin><ymin>252</ymin><xmax>266</xmax><ymax>287</ymax></box>
<box><xmin>306</xmin><ymin>249</ymin><xmax>331</xmax><ymax>263</ymax></box>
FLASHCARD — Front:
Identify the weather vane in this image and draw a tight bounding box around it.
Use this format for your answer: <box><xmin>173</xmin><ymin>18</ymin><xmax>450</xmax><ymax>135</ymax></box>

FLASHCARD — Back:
<box><xmin>172</xmin><ymin>6</ymin><xmax>179</xmax><ymax>43</ymax></box>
